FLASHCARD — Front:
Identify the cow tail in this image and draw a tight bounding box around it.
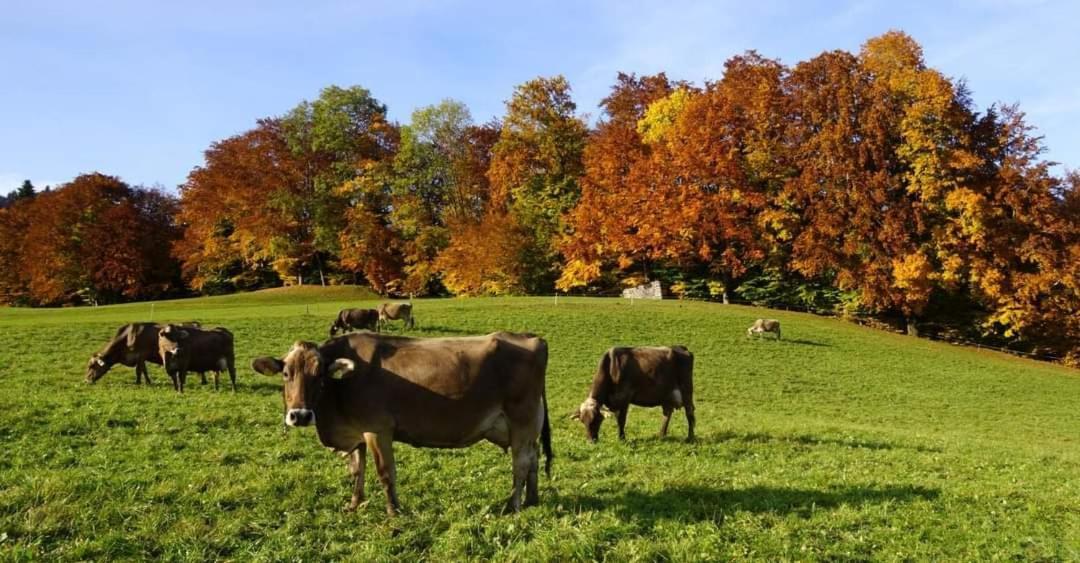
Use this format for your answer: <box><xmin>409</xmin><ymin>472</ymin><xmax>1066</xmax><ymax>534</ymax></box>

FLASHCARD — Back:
<box><xmin>541</xmin><ymin>391</ymin><xmax>553</xmax><ymax>478</ymax></box>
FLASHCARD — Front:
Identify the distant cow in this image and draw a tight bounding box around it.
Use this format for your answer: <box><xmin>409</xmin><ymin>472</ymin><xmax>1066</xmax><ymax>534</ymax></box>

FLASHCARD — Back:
<box><xmin>251</xmin><ymin>331</ymin><xmax>552</xmax><ymax>515</ymax></box>
<box><xmin>158</xmin><ymin>325</ymin><xmax>237</xmax><ymax>393</ymax></box>
<box><xmin>85</xmin><ymin>322</ymin><xmax>202</xmax><ymax>385</ymax></box>
<box><xmin>747</xmin><ymin>319</ymin><xmax>781</xmax><ymax>340</ymax></box>
<box><xmin>330</xmin><ymin>308</ymin><xmax>380</xmax><ymax>336</ymax></box>
<box><xmin>377</xmin><ymin>303</ymin><xmax>415</xmax><ymax>330</ymax></box>
<box><xmin>572</xmin><ymin>346</ymin><xmax>695</xmax><ymax>443</ymax></box>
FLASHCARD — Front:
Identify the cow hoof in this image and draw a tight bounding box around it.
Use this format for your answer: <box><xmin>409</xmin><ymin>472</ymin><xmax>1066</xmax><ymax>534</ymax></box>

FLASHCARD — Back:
<box><xmin>344</xmin><ymin>499</ymin><xmax>368</xmax><ymax>513</ymax></box>
<box><xmin>502</xmin><ymin>500</ymin><xmax>521</xmax><ymax>514</ymax></box>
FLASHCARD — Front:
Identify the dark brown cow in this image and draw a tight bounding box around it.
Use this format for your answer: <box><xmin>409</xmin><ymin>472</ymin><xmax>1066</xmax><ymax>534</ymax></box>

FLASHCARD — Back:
<box><xmin>377</xmin><ymin>302</ymin><xmax>415</xmax><ymax>330</ymax></box>
<box><xmin>251</xmin><ymin>331</ymin><xmax>552</xmax><ymax>515</ymax></box>
<box><xmin>158</xmin><ymin>325</ymin><xmax>237</xmax><ymax>393</ymax></box>
<box><xmin>85</xmin><ymin>322</ymin><xmax>202</xmax><ymax>385</ymax></box>
<box><xmin>330</xmin><ymin>308</ymin><xmax>380</xmax><ymax>337</ymax></box>
<box><xmin>572</xmin><ymin>346</ymin><xmax>695</xmax><ymax>443</ymax></box>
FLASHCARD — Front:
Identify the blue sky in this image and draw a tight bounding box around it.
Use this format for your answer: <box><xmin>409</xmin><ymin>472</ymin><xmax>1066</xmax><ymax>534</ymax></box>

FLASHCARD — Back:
<box><xmin>2</xmin><ymin>0</ymin><xmax>1078</xmax><ymax>193</ymax></box>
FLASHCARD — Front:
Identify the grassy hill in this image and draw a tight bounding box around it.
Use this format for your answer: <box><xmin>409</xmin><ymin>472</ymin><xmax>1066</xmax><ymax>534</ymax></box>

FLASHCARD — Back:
<box><xmin>0</xmin><ymin>288</ymin><xmax>1077</xmax><ymax>560</ymax></box>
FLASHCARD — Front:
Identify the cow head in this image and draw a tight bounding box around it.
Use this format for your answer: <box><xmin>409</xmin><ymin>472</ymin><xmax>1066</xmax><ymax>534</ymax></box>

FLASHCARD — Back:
<box><xmin>571</xmin><ymin>397</ymin><xmax>605</xmax><ymax>442</ymax></box>
<box><xmin>84</xmin><ymin>353</ymin><xmax>110</xmax><ymax>383</ymax></box>
<box><xmin>329</xmin><ymin>321</ymin><xmax>342</xmax><ymax>337</ymax></box>
<box><xmin>251</xmin><ymin>341</ymin><xmax>357</xmax><ymax>427</ymax></box>
<box><xmin>158</xmin><ymin>324</ymin><xmax>190</xmax><ymax>357</ymax></box>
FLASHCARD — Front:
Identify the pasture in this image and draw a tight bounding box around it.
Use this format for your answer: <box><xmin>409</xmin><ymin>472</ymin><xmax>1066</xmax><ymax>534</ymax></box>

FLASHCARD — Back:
<box><xmin>0</xmin><ymin>287</ymin><xmax>1077</xmax><ymax>561</ymax></box>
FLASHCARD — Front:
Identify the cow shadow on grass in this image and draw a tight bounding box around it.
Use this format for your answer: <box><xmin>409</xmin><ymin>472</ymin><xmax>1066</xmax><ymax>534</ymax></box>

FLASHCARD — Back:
<box><xmin>410</xmin><ymin>324</ymin><xmax>467</xmax><ymax>336</ymax></box>
<box><xmin>782</xmin><ymin>338</ymin><xmax>830</xmax><ymax>347</ymax></box>
<box><xmin>561</xmin><ymin>483</ymin><xmax>939</xmax><ymax>526</ymax></box>
<box><xmin>692</xmin><ymin>430</ymin><xmax>944</xmax><ymax>453</ymax></box>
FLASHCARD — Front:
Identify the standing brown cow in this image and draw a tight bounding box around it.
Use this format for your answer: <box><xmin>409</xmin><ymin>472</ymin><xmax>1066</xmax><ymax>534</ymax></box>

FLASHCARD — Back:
<box><xmin>85</xmin><ymin>322</ymin><xmax>202</xmax><ymax>385</ymax></box>
<box><xmin>330</xmin><ymin>308</ymin><xmax>380</xmax><ymax>336</ymax></box>
<box><xmin>572</xmin><ymin>346</ymin><xmax>695</xmax><ymax>443</ymax></box>
<box><xmin>158</xmin><ymin>325</ymin><xmax>237</xmax><ymax>393</ymax></box>
<box><xmin>251</xmin><ymin>331</ymin><xmax>552</xmax><ymax>515</ymax></box>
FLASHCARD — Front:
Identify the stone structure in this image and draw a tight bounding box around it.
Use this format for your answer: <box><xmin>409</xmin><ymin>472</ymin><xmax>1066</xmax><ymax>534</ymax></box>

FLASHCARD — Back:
<box><xmin>622</xmin><ymin>280</ymin><xmax>663</xmax><ymax>299</ymax></box>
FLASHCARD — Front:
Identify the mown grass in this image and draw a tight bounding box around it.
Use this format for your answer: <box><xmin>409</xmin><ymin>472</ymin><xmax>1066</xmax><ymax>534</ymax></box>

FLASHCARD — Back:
<box><xmin>0</xmin><ymin>289</ymin><xmax>1077</xmax><ymax>561</ymax></box>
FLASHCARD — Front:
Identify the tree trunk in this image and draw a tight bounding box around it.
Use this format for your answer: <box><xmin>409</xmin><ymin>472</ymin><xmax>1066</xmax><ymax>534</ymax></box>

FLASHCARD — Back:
<box><xmin>905</xmin><ymin>316</ymin><xmax>919</xmax><ymax>336</ymax></box>
<box><xmin>315</xmin><ymin>253</ymin><xmax>326</xmax><ymax>286</ymax></box>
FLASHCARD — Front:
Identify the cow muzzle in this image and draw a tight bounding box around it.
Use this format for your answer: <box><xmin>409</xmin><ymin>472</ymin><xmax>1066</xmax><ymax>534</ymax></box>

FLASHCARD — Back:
<box><xmin>285</xmin><ymin>408</ymin><xmax>315</xmax><ymax>427</ymax></box>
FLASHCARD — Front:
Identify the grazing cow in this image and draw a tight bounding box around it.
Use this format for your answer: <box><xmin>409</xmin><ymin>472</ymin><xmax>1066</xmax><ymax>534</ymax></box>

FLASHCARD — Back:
<box><xmin>330</xmin><ymin>308</ymin><xmax>380</xmax><ymax>337</ymax></box>
<box><xmin>747</xmin><ymin>318</ymin><xmax>781</xmax><ymax>340</ymax></box>
<box><xmin>85</xmin><ymin>322</ymin><xmax>202</xmax><ymax>385</ymax></box>
<box><xmin>572</xmin><ymin>346</ymin><xmax>695</xmax><ymax>443</ymax></box>
<box><xmin>158</xmin><ymin>325</ymin><xmax>237</xmax><ymax>393</ymax></box>
<box><xmin>377</xmin><ymin>302</ymin><xmax>415</xmax><ymax>330</ymax></box>
<box><xmin>251</xmin><ymin>331</ymin><xmax>552</xmax><ymax>515</ymax></box>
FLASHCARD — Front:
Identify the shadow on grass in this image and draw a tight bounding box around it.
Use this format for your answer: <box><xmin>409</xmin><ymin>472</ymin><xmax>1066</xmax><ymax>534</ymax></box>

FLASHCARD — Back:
<box><xmin>409</xmin><ymin>324</ymin><xmax>466</xmax><ymax>336</ymax></box>
<box><xmin>564</xmin><ymin>484</ymin><xmax>939</xmax><ymax>524</ymax></box>
<box><xmin>783</xmin><ymin>338</ymin><xmax>830</xmax><ymax>347</ymax></box>
<box><xmin>700</xmin><ymin>430</ymin><xmax>943</xmax><ymax>453</ymax></box>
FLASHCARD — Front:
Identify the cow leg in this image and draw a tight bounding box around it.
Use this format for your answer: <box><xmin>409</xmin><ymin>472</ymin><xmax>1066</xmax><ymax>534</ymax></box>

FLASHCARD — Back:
<box><xmin>199</xmin><ymin>372</ymin><xmax>208</xmax><ymax>385</ymax></box>
<box><xmin>504</xmin><ymin>441</ymin><xmax>532</xmax><ymax>514</ymax></box>
<box><xmin>616</xmin><ymin>407</ymin><xmax>629</xmax><ymax>441</ymax></box>
<box><xmin>523</xmin><ymin>446</ymin><xmax>540</xmax><ymax>507</ymax></box>
<box><xmin>660</xmin><ymin>406</ymin><xmax>674</xmax><ymax>438</ymax></box>
<box><xmin>228</xmin><ymin>359</ymin><xmax>237</xmax><ymax>392</ymax></box>
<box><xmin>213</xmin><ymin>371</ymin><xmax>220</xmax><ymax>391</ymax></box>
<box><xmin>365</xmin><ymin>433</ymin><xmax>400</xmax><ymax>516</ymax></box>
<box><xmin>679</xmin><ymin>382</ymin><xmax>696</xmax><ymax>442</ymax></box>
<box><xmin>178</xmin><ymin>369</ymin><xmax>186</xmax><ymax>393</ymax></box>
<box><xmin>345</xmin><ymin>445</ymin><xmax>368</xmax><ymax>512</ymax></box>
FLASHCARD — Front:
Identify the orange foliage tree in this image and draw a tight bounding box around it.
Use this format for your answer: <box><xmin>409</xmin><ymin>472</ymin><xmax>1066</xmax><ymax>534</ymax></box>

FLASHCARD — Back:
<box><xmin>2</xmin><ymin>173</ymin><xmax>179</xmax><ymax>305</ymax></box>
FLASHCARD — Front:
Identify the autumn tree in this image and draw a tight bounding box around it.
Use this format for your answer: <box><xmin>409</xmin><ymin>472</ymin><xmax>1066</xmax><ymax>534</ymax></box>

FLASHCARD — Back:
<box><xmin>433</xmin><ymin>121</ymin><xmax>506</xmax><ymax>295</ymax></box>
<box><xmin>559</xmin><ymin>73</ymin><xmax>676</xmax><ymax>291</ymax></box>
<box><xmin>942</xmin><ymin>106</ymin><xmax>1080</xmax><ymax>360</ymax></box>
<box><xmin>9</xmin><ymin>173</ymin><xmax>179</xmax><ymax>305</ymax></box>
<box><xmin>386</xmin><ymin>100</ymin><xmax>479</xmax><ymax>294</ymax></box>
<box><xmin>281</xmin><ymin>85</ymin><xmax>397</xmax><ymax>286</ymax></box>
<box><xmin>489</xmin><ymin>75</ymin><xmax>588</xmax><ymax>292</ymax></box>
<box><xmin>174</xmin><ymin>119</ymin><xmax>304</xmax><ymax>291</ymax></box>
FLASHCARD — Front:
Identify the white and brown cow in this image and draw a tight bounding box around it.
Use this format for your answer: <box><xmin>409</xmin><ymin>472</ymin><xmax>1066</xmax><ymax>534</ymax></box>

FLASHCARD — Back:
<box><xmin>747</xmin><ymin>318</ymin><xmax>781</xmax><ymax>340</ymax></box>
<box><xmin>377</xmin><ymin>302</ymin><xmax>415</xmax><ymax>330</ymax></box>
<box><xmin>251</xmin><ymin>331</ymin><xmax>552</xmax><ymax>515</ymax></box>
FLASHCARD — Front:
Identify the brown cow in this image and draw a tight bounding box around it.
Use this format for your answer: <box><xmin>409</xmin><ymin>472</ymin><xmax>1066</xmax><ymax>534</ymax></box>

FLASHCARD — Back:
<box><xmin>85</xmin><ymin>322</ymin><xmax>202</xmax><ymax>385</ymax></box>
<box><xmin>377</xmin><ymin>302</ymin><xmax>415</xmax><ymax>330</ymax></box>
<box><xmin>251</xmin><ymin>331</ymin><xmax>552</xmax><ymax>515</ymax></box>
<box><xmin>330</xmin><ymin>308</ymin><xmax>380</xmax><ymax>337</ymax></box>
<box><xmin>572</xmin><ymin>346</ymin><xmax>695</xmax><ymax>443</ymax></box>
<box><xmin>158</xmin><ymin>325</ymin><xmax>237</xmax><ymax>393</ymax></box>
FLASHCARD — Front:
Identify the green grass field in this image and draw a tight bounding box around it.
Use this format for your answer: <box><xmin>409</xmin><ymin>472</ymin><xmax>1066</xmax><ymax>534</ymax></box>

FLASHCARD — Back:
<box><xmin>0</xmin><ymin>288</ymin><xmax>1077</xmax><ymax>561</ymax></box>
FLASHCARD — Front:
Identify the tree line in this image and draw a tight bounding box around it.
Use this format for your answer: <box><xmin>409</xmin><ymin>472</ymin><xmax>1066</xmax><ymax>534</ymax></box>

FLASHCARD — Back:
<box><xmin>1</xmin><ymin>32</ymin><xmax>1077</xmax><ymax>363</ymax></box>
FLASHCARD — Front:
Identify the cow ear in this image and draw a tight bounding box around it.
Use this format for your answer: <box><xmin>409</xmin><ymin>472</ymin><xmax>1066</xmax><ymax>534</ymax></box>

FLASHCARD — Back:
<box><xmin>569</xmin><ymin>410</ymin><xmax>581</xmax><ymax>420</ymax></box>
<box><xmin>252</xmin><ymin>357</ymin><xmax>284</xmax><ymax>376</ymax></box>
<box><xmin>327</xmin><ymin>358</ymin><xmax>356</xmax><ymax>379</ymax></box>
